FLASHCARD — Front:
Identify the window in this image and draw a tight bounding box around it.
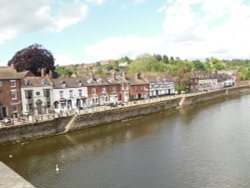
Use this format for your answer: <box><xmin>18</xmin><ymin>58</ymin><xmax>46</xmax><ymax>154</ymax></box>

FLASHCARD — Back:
<box><xmin>92</xmin><ymin>88</ymin><xmax>96</xmax><ymax>95</ymax></box>
<box><xmin>78</xmin><ymin>89</ymin><xmax>82</xmax><ymax>97</ymax></box>
<box><xmin>10</xmin><ymin>90</ymin><xmax>17</xmax><ymax>100</ymax></box>
<box><xmin>36</xmin><ymin>92</ymin><xmax>40</xmax><ymax>96</ymax></box>
<box><xmin>69</xmin><ymin>90</ymin><xmax>73</xmax><ymax>98</ymax></box>
<box><xmin>102</xmin><ymin>87</ymin><xmax>106</xmax><ymax>94</ymax></box>
<box><xmin>46</xmin><ymin>102</ymin><xmax>51</xmax><ymax>108</ymax></box>
<box><xmin>112</xmin><ymin>86</ymin><xmax>116</xmax><ymax>93</ymax></box>
<box><xmin>43</xmin><ymin>89</ymin><xmax>50</xmax><ymax>97</ymax></box>
<box><xmin>25</xmin><ymin>90</ymin><xmax>33</xmax><ymax>99</ymax></box>
<box><xmin>28</xmin><ymin>104</ymin><xmax>33</xmax><ymax>111</ymax></box>
<box><xmin>0</xmin><ymin>81</ymin><xmax>2</xmax><ymax>87</ymax></box>
<box><xmin>10</xmin><ymin>80</ymin><xmax>16</xmax><ymax>87</ymax></box>
<box><xmin>59</xmin><ymin>91</ymin><xmax>64</xmax><ymax>98</ymax></box>
<box><xmin>12</xmin><ymin>105</ymin><xmax>17</xmax><ymax>112</ymax></box>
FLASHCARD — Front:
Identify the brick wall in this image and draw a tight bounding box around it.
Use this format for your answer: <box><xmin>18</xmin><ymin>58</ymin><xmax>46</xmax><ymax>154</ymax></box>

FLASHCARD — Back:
<box><xmin>0</xmin><ymin>79</ymin><xmax>22</xmax><ymax>119</ymax></box>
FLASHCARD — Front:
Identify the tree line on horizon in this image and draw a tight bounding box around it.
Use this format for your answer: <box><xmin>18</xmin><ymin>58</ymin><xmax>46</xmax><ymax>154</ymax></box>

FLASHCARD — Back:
<box><xmin>6</xmin><ymin>44</ymin><xmax>250</xmax><ymax>84</ymax></box>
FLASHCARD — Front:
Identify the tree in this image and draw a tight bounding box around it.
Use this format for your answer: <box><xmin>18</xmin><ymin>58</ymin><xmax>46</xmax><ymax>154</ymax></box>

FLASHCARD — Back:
<box><xmin>170</xmin><ymin>56</ymin><xmax>175</xmax><ymax>63</ymax></box>
<box><xmin>214</xmin><ymin>62</ymin><xmax>224</xmax><ymax>70</ymax></box>
<box><xmin>162</xmin><ymin>55</ymin><xmax>169</xmax><ymax>64</ymax></box>
<box><xmin>193</xmin><ymin>60</ymin><xmax>205</xmax><ymax>71</ymax></box>
<box><xmin>176</xmin><ymin>65</ymin><xmax>190</xmax><ymax>92</ymax></box>
<box><xmin>55</xmin><ymin>66</ymin><xmax>72</xmax><ymax>76</ymax></box>
<box><xmin>8</xmin><ymin>44</ymin><xmax>55</xmax><ymax>76</ymax></box>
<box><xmin>153</xmin><ymin>54</ymin><xmax>162</xmax><ymax>61</ymax></box>
<box><xmin>128</xmin><ymin>54</ymin><xmax>168</xmax><ymax>75</ymax></box>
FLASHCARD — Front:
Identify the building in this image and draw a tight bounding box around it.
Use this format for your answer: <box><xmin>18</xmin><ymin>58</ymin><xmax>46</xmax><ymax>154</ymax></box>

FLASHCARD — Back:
<box><xmin>0</xmin><ymin>67</ymin><xmax>33</xmax><ymax>118</ymax></box>
<box><xmin>21</xmin><ymin>76</ymin><xmax>53</xmax><ymax>115</ymax></box>
<box><xmin>118</xmin><ymin>72</ymin><xmax>130</xmax><ymax>103</ymax></box>
<box><xmin>144</xmin><ymin>73</ymin><xmax>175</xmax><ymax>98</ymax></box>
<box><xmin>217</xmin><ymin>70</ymin><xmax>240</xmax><ymax>85</ymax></box>
<box><xmin>126</xmin><ymin>73</ymin><xmax>149</xmax><ymax>100</ymax></box>
<box><xmin>51</xmin><ymin>77</ymin><xmax>88</xmax><ymax>112</ymax></box>
<box><xmin>189</xmin><ymin>72</ymin><xmax>218</xmax><ymax>92</ymax></box>
<box><xmin>85</xmin><ymin>72</ymin><xmax>121</xmax><ymax>107</ymax></box>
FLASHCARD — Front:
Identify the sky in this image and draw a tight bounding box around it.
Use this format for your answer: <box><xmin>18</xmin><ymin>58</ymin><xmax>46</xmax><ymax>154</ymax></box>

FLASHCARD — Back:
<box><xmin>1</xmin><ymin>0</ymin><xmax>250</xmax><ymax>66</ymax></box>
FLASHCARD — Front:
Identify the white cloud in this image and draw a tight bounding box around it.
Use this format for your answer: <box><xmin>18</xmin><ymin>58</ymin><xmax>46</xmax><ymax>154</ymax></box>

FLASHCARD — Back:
<box><xmin>86</xmin><ymin>0</ymin><xmax>106</xmax><ymax>5</ymax></box>
<box><xmin>84</xmin><ymin>35</ymin><xmax>166</xmax><ymax>60</ymax></box>
<box><xmin>55</xmin><ymin>54</ymin><xmax>82</xmax><ymax>66</ymax></box>
<box><xmin>85</xmin><ymin>0</ymin><xmax>250</xmax><ymax>61</ymax></box>
<box><xmin>0</xmin><ymin>0</ymin><xmax>88</xmax><ymax>43</ymax></box>
<box><xmin>134</xmin><ymin>0</ymin><xmax>146</xmax><ymax>4</ymax></box>
<box><xmin>156</xmin><ymin>5</ymin><xmax>167</xmax><ymax>13</ymax></box>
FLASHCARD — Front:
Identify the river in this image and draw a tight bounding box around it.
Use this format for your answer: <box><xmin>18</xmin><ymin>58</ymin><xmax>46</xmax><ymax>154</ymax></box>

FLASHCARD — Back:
<box><xmin>1</xmin><ymin>94</ymin><xmax>250</xmax><ymax>188</ymax></box>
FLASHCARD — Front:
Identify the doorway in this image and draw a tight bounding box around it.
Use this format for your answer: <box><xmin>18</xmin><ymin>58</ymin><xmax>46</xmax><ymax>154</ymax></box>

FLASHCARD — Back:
<box><xmin>2</xmin><ymin>106</ymin><xmax>8</xmax><ymax>117</ymax></box>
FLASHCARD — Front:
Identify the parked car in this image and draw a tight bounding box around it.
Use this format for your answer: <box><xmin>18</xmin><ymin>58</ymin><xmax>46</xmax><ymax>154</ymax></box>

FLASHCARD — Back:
<box><xmin>108</xmin><ymin>101</ymin><xmax>123</xmax><ymax>107</ymax></box>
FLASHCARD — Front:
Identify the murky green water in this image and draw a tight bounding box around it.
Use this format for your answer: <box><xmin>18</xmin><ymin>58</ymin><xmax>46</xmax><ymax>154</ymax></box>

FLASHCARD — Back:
<box><xmin>1</xmin><ymin>95</ymin><xmax>250</xmax><ymax>188</ymax></box>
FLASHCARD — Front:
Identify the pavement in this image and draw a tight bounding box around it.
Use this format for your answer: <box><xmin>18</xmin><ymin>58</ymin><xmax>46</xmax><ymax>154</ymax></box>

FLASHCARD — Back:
<box><xmin>0</xmin><ymin>162</ymin><xmax>35</xmax><ymax>188</ymax></box>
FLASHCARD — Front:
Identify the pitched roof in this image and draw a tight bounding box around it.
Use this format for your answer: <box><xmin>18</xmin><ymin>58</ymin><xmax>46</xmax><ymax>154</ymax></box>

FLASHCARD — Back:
<box><xmin>51</xmin><ymin>77</ymin><xmax>86</xmax><ymax>89</ymax></box>
<box><xmin>22</xmin><ymin>77</ymin><xmax>53</xmax><ymax>87</ymax></box>
<box><xmin>126</xmin><ymin>74</ymin><xmax>148</xmax><ymax>85</ymax></box>
<box><xmin>0</xmin><ymin>66</ymin><xmax>34</xmax><ymax>80</ymax></box>
<box><xmin>143</xmin><ymin>73</ymin><xmax>175</xmax><ymax>83</ymax></box>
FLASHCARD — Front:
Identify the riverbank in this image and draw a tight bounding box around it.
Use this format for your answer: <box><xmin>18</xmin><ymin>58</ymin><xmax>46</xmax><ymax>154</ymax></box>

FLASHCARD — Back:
<box><xmin>0</xmin><ymin>85</ymin><xmax>250</xmax><ymax>146</ymax></box>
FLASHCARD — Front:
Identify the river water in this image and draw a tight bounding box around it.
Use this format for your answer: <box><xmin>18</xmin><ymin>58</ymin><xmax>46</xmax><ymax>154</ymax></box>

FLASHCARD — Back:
<box><xmin>1</xmin><ymin>94</ymin><xmax>250</xmax><ymax>188</ymax></box>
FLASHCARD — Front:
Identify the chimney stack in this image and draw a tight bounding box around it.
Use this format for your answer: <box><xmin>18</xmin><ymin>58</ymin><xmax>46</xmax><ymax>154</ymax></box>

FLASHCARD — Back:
<box><xmin>112</xmin><ymin>71</ymin><xmax>116</xmax><ymax>81</ymax></box>
<box><xmin>122</xmin><ymin>72</ymin><xmax>127</xmax><ymax>80</ymax></box>
<box><xmin>136</xmin><ymin>72</ymin><xmax>141</xmax><ymax>80</ymax></box>
<box><xmin>48</xmin><ymin>70</ymin><xmax>53</xmax><ymax>79</ymax></box>
<box><xmin>41</xmin><ymin>68</ymin><xmax>45</xmax><ymax>77</ymax></box>
<box><xmin>91</xmin><ymin>71</ymin><xmax>96</xmax><ymax>81</ymax></box>
<box><xmin>10</xmin><ymin>63</ymin><xmax>15</xmax><ymax>70</ymax></box>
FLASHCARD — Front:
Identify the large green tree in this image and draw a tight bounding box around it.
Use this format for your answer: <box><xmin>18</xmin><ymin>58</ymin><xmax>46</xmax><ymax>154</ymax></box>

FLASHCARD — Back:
<box><xmin>8</xmin><ymin>44</ymin><xmax>55</xmax><ymax>76</ymax></box>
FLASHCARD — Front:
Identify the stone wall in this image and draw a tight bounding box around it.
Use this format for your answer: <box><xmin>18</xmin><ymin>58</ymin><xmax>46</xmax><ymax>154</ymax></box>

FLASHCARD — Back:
<box><xmin>70</xmin><ymin>97</ymin><xmax>182</xmax><ymax>131</ymax></box>
<box><xmin>0</xmin><ymin>116</ymin><xmax>72</xmax><ymax>146</ymax></box>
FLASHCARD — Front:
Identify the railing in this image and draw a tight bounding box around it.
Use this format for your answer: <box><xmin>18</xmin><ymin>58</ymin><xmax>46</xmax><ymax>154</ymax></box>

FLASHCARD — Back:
<box><xmin>1</xmin><ymin>84</ymin><xmax>250</xmax><ymax>128</ymax></box>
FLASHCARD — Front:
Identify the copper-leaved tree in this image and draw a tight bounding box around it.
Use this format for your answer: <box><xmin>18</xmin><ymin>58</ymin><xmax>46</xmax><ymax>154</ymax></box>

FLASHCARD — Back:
<box><xmin>8</xmin><ymin>44</ymin><xmax>56</xmax><ymax>76</ymax></box>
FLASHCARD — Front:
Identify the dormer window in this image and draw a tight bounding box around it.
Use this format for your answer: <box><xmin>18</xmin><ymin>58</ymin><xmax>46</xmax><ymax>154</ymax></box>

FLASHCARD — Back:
<box><xmin>97</xmin><ymin>78</ymin><xmax>102</xmax><ymax>83</ymax></box>
<box><xmin>24</xmin><ymin>80</ymin><xmax>32</xmax><ymax>86</ymax></box>
<box><xmin>78</xmin><ymin>80</ymin><xmax>82</xmax><ymax>87</ymax></box>
<box><xmin>41</xmin><ymin>79</ymin><xmax>47</xmax><ymax>85</ymax></box>
<box><xmin>61</xmin><ymin>81</ymin><xmax>66</xmax><ymax>88</ymax></box>
<box><xmin>87</xmin><ymin>79</ymin><xmax>93</xmax><ymax>84</ymax></box>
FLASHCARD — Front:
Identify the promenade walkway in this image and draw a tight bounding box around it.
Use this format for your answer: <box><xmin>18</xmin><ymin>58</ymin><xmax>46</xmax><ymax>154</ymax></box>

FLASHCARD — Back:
<box><xmin>0</xmin><ymin>83</ymin><xmax>249</xmax><ymax>129</ymax></box>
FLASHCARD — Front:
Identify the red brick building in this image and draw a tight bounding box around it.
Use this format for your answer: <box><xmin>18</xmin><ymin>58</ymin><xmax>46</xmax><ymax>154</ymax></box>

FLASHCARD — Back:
<box><xmin>0</xmin><ymin>67</ymin><xmax>32</xmax><ymax>119</ymax></box>
<box><xmin>85</xmin><ymin>72</ymin><xmax>121</xmax><ymax>106</ymax></box>
<box><xmin>126</xmin><ymin>73</ymin><xmax>149</xmax><ymax>100</ymax></box>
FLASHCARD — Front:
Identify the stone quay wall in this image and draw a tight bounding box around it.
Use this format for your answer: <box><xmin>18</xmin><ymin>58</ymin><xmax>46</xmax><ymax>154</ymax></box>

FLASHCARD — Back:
<box><xmin>0</xmin><ymin>85</ymin><xmax>250</xmax><ymax>146</ymax></box>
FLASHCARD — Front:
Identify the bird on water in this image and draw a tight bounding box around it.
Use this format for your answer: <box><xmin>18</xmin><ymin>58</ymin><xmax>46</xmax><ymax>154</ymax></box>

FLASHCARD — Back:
<box><xmin>55</xmin><ymin>164</ymin><xmax>59</xmax><ymax>172</ymax></box>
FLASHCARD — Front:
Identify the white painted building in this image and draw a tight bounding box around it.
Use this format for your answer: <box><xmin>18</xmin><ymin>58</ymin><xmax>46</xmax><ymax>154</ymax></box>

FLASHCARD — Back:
<box><xmin>21</xmin><ymin>77</ymin><xmax>53</xmax><ymax>115</ymax></box>
<box><xmin>144</xmin><ymin>74</ymin><xmax>175</xmax><ymax>97</ymax></box>
<box><xmin>51</xmin><ymin>77</ymin><xmax>88</xmax><ymax>112</ymax></box>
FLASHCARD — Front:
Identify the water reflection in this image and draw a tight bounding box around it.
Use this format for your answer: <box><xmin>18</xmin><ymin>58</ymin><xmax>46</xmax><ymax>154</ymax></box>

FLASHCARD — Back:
<box><xmin>0</xmin><ymin>94</ymin><xmax>250</xmax><ymax>188</ymax></box>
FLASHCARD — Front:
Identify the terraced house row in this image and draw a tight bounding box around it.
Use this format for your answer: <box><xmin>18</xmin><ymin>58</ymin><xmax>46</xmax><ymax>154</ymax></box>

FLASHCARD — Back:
<box><xmin>0</xmin><ymin>66</ymin><xmax>176</xmax><ymax>118</ymax></box>
<box><xmin>0</xmin><ymin>66</ymin><xmax>237</xmax><ymax>119</ymax></box>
